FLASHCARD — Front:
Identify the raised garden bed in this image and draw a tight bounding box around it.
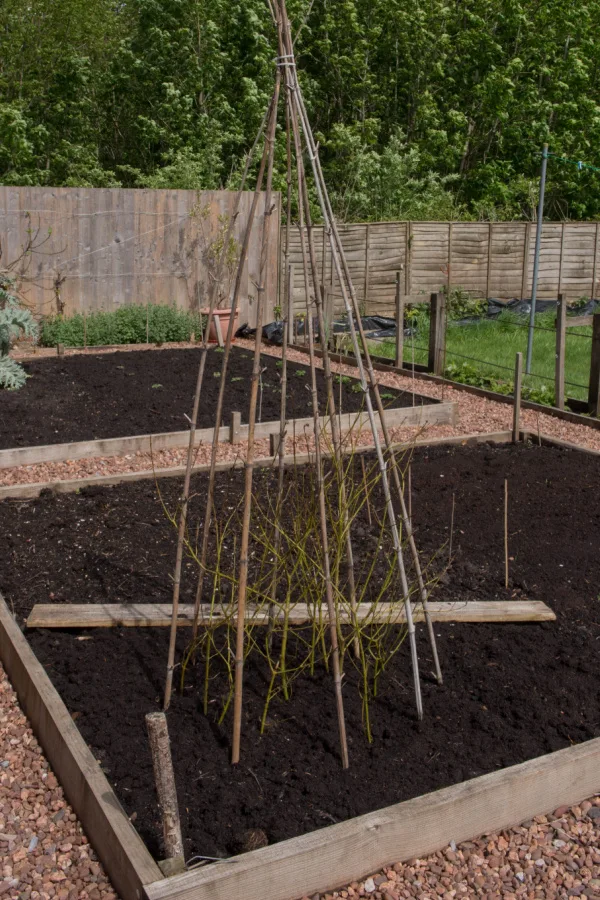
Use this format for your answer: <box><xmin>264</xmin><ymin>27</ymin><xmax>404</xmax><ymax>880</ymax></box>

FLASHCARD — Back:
<box><xmin>0</xmin><ymin>346</ymin><xmax>429</xmax><ymax>450</ymax></box>
<box><xmin>1</xmin><ymin>440</ymin><xmax>600</xmax><ymax>900</ymax></box>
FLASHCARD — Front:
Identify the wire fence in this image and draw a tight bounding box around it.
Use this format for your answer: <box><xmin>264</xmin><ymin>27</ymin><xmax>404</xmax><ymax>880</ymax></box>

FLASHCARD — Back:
<box><xmin>366</xmin><ymin>310</ymin><xmax>595</xmax><ymax>401</ymax></box>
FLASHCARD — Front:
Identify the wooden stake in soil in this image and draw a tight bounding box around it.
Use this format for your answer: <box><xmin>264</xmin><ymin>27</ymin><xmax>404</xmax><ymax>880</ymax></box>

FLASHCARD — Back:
<box><xmin>449</xmin><ymin>491</ymin><xmax>455</xmax><ymax>565</ymax></box>
<box><xmin>146</xmin><ymin>303</ymin><xmax>150</xmax><ymax>344</ymax></box>
<box><xmin>504</xmin><ymin>478</ymin><xmax>509</xmax><ymax>589</ymax></box>
<box><xmin>145</xmin><ymin>712</ymin><xmax>184</xmax><ymax>869</ymax></box>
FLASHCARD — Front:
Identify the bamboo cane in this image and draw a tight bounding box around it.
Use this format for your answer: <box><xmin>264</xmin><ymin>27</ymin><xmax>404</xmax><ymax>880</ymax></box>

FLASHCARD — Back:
<box><xmin>281</xmin><ymin>54</ymin><xmax>349</xmax><ymax>765</ymax></box>
<box><xmin>284</xmin><ymin>11</ymin><xmax>442</xmax><ymax>689</ymax></box>
<box><xmin>280</xmin><ymin>3</ymin><xmax>427</xmax><ymax>711</ymax></box>
<box><xmin>282</xmin><ymin>41</ymin><xmax>359</xmax><ymax>660</ymax></box>
<box><xmin>164</xmin><ymin>101</ymin><xmax>274</xmax><ymax>710</ymax></box>
<box><xmin>231</xmin><ymin>54</ymin><xmax>282</xmax><ymax>765</ymax></box>
<box><xmin>189</xmin><ymin>91</ymin><xmax>279</xmax><ymax>650</ymax></box>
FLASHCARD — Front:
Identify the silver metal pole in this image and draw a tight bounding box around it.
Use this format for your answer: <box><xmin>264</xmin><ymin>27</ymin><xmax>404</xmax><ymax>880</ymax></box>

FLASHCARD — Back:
<box><xmin>526</xmin><ymin>143</ymin><xmax>549</xmax><ymax>373</ymax></box>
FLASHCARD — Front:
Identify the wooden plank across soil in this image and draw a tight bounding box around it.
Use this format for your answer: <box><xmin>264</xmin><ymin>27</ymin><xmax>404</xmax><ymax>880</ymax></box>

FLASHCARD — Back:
<box><xmin>0</xmin><ymin>400</ymin><xmax>457</xmax><ymax>470</ymax></box>
<box><xmin>144</xmin><ymin>737</ymin><xmax>600</xmax><ymax>900</ymax></box>
<box><xmin>26</xmin><ymin>600</ymin><xmax>556</xmax><ymax>629</ymax></box>
<box><xmin>0</xmin><ymin>595</ymin><xmax>163</xmax><ymax>900</ymax></box>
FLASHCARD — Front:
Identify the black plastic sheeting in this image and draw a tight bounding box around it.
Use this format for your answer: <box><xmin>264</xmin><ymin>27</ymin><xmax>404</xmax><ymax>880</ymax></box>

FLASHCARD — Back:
<box><xmin>453</xmin><ymin>297</ymin><xmax>600</xmax><ymax>326</ymax></box>
<box><xmin>236</xmin><ymin>316</ymin><xmax>415</xmax><ymax>345</ymax></box>
<box><xmin>237</xmin><ymin>297</ymin><xmax>600</xmax><ymax>346</ymax></box>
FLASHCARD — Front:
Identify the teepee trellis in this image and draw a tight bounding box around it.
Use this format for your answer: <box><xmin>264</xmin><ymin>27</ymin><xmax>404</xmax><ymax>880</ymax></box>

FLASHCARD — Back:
<box><xmin>162</xmin><ymin>0</ymin><xmax>443</xmax><ymax>768</ymax></box>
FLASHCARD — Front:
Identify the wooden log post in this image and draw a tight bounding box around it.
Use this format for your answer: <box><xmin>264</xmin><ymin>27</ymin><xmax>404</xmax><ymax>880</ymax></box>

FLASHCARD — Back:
<box><xmin>395</xmin><ymin>268</ymin><xmax>404</xmax><ymax>369</ymax></box>
<box><xmin>145</xmin><ymin>712</ymin><xmax>184</xmax><ymax>874</ymax></box>
<box><xmin>555</xmin><ymin>293</ymin><xmax>566</xmax><ymax>410</ymax></box>
<box><xmin>56</xmin><ymin>343</ymin><xmax>65</xmax><ymax>357</ymax></box>
<box><xmin>588</xmin><ymin>313</ymin><xmax>600</xmax><ymax>416</ymax></box>
<box><xmin>513</xmin><ymin>352</ymin><xmax>523</xmax><ymax>442</ymax></box>
<box><xmin>428</xmin><ymin>292</ymin><xmax>446</xmax><ymax>376</ymax></box>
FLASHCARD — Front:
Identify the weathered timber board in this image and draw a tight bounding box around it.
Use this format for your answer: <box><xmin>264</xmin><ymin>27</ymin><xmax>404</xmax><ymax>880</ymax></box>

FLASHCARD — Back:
<box><xmin>0</xmin><ymin>431</ymin><xmax>513</xmax><ymax>501</ymax></box>
<box><xmin>0</xmin><ymin>596</ymin><xmax>163</xmax><ymax>900</ymax></box>
<box><xmin>144</xmin><ymin>737</ymin><xmax>600</xmax><ymax>900</ymax></box>
<box><xmin>26</xmin><ymin>600</ymin><xmax>556</xmax><ymax>630</ymax></box>
<box><xmin>0</xmin><ymin>401</ymin><xmax>455</xmax><ymax>470</ymax></box>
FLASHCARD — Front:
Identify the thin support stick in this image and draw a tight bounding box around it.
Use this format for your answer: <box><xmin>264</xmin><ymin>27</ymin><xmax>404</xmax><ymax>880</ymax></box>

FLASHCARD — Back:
<box><xmin>190</xmin><ymin>92</ymin><xmax>277</xmax><ymax>648</ymax></box>
<box><xmin>504</xmin><ymin>479</ymin><xmax>509</xmax><ymax>589</ymax></box>
<box><xmin>449</xmin><ymin>492</ymin><xmax>455</xmax><ymax>565</ymax></box>
<box><xmin>166</xmin><ymin>100</ymin><xmax>272</xmax><ymax>707</ymax></box>
<box><xmin>282</xmin><ymin>14</ymin><xmax>439</xmax><ymax>699</ymax></box>
<box><xmin>232</xmin><ymin>57</ymin><xmax>282</xmax><ymax>766</ymax></box>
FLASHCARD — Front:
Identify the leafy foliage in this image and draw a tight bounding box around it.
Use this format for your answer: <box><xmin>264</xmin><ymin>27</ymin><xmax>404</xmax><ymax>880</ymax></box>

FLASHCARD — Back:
<box><xmin>0</xmin><ymin>275</ymin><xmax>38</xmax><ymax>389</ymax></box>
<box><xmin>39</xmin><ymin>304</ymin><xmax>205</xmax><ymax>347</ymax></box>
<box><xmin>2</xmin><ymin>0</ymin><xmax>600</xmax><ymax>218</ymax></box>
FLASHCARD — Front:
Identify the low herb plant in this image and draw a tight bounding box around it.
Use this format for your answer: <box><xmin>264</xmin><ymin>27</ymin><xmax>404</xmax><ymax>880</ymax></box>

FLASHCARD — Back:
<box><xmin>40</xmin><ymin>304</ymin><xmax>204</xmax><ymax>347</ymax></box>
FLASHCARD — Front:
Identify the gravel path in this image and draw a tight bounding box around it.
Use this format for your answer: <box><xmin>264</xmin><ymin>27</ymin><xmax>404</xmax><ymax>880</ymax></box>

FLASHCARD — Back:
<box><xmin>3</xmin><ymin>339</ymin><xmax>600</xmax><ymax>899</ymax></box>
<box><xmin>0</xmin><ymin>664</ymin><xmax>116</xmax><ymax>900</ymax></box>
<box><xmin>4</xmin><ymin>337</ymin><xmax>600</xmax><ymax>490</ymax></box>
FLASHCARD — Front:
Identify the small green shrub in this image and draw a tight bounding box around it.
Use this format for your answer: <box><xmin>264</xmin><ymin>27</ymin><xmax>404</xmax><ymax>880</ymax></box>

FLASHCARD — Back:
<box><xmin>0</xmin><ymin>275</ymin><xmax>38</xmax><ymax>390</ymax></box>
<box><xmin>39</xmin><ymin>304</ymin><xmax>204</xmax><ymax>348</ymax></box>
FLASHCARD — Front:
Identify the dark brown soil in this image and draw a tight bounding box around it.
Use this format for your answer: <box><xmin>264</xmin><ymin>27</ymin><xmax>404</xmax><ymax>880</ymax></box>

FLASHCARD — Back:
<box><xmin>1</xmin><ymin>443</ymin><xmax>599</xmax><ymax>862</ymax></box>
<box><xmin>0</xmin><ymin>346</ymin><xmax>424</xmax><ymax>449</ymax></box>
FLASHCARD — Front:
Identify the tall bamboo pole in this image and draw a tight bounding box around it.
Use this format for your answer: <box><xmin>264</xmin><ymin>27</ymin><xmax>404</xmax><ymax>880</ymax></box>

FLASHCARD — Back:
<box><xmin>279</xmin><ymin>2</ymin><xmax>428</xmax><ymax>712</ymax></box>
<box><xmin>281</xmin><ymin>42</ymin><xmax>359</xmax><ymax>659</ymax></box>
<box><xmin>231</xmin><ymin>50</ymin><xmax>282</xmax><ymax>765</ymax></box>
<box><xmin>163</xmin><ymin>104</ymin><xmax>272</xmax><ymax>710</ymax></box>
<box><xmin>282</xmin><ymin>9</ymin><xmax>440</xmax><ymax>687</ymax></box>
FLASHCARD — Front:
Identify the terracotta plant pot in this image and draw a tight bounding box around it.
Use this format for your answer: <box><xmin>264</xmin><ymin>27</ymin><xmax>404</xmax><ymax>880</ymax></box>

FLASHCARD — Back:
<box><xmin>200</xmin><ymin>307</ymin><xmax>240</xmax><ymax>343</ymax></box>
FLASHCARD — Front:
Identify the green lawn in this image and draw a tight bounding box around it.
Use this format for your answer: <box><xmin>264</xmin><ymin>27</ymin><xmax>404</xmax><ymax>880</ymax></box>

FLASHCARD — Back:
<box><xmin>371</xmin><ymin>310</ymin><xmax>593</xmax><ymax>405</ymax></box>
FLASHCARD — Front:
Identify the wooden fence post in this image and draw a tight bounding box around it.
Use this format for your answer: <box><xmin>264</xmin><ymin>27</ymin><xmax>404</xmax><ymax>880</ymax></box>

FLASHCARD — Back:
<box><xmin>287</xmin><ymin>264</ymin><xmax>295</xmax><ymax>345</ymax></box>
<box><xmin>588</xmin><ymin>313</ymin><xmax>600</xmax><ymax>416</ymax></box>
<box><xmin>322</xmin><ymin>284</ymin><xmax>334</xmax><ymax>348</ymax></box>
<box><xmin>395</xmin><ymin>268</ymin><xmax>404</xmax><ymax>369</ymax></box>
<box><xmin>555</xmin><ymin>293</ymin><xmax>566</xmax><ymax>410</ymax></box>
<box><xmin>363</xmin><ymin>224</ymin><xmax>371</xmax><ymax>311</ymax></box>
<box><xmin>513</xmin><ymin>352</ymin><xmax>523</xmax><ymax>442</ymax></box>
<box><xmin>486</xmin><ymin>223</ymin><xmax>493</xmax><ymax>299</ymax></box>
<box><xmin>428</xmin><ymin>292</ymin><xmax>446</xmax><ymax>375</ymax></box>
<box><xmin>521</xmin><ymin>223</ymin><xmax>531</xmax><ymax>300</ymax></box>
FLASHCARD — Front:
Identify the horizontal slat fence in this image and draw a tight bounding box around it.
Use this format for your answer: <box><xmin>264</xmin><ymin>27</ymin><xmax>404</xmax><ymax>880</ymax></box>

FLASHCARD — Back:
<box><xmin>0</xmin><ymin>186</ymin><xmax>280</xmax><ymax>326</ymax></box>
<box><xmin>284</xmin><ymin>221</ymin><xmax>600</xmax><ymax>316</ymax></box>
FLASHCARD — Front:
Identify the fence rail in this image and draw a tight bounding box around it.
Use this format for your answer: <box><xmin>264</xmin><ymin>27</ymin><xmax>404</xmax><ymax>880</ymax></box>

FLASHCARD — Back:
<box><xmin>283</xmin><ymin>221</ymin><xmax>600</xmax><ymax>316</ymax></box>
<box><xmin>0</xmin><ymin>186</ymin><xmax>280</xmax><ymax>326</ymax></box>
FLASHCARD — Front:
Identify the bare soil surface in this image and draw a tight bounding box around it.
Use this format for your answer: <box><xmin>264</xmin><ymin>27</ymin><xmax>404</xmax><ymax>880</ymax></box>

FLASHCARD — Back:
<box><xmin>0</xmin><ymin>346</ymin><xmax>423</xmax><ymax>449</ymax></box>
<box><xmin>1</xmin><ymin>443</ymin><xmax>599</xmax><ymax>864</ymax></box>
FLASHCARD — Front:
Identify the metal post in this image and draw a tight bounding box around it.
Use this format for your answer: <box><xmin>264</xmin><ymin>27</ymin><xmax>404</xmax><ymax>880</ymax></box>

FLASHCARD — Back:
<box><xmin>526</xmin><ymin>143</ymin><xmax>549</xmax><ymax>373</ymax></box>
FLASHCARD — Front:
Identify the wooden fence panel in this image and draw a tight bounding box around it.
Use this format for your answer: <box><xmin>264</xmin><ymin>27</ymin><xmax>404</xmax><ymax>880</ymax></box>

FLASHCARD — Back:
<box><xmin>284</xmin><ymin>219</ymin><xmax>600</xmax><ymax>316</ymax></box>
<box><xmin>0</xmin><ymin>186</ymin><xmax>280</xmax><ymax>325</ymax></box>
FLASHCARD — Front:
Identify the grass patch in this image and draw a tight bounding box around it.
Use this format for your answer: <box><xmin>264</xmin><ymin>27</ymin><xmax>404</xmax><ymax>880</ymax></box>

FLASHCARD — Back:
<box><xmin>372</xmin><ymin>310</ymin><xmax>592</xmax><ymax>405</ymax></box>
